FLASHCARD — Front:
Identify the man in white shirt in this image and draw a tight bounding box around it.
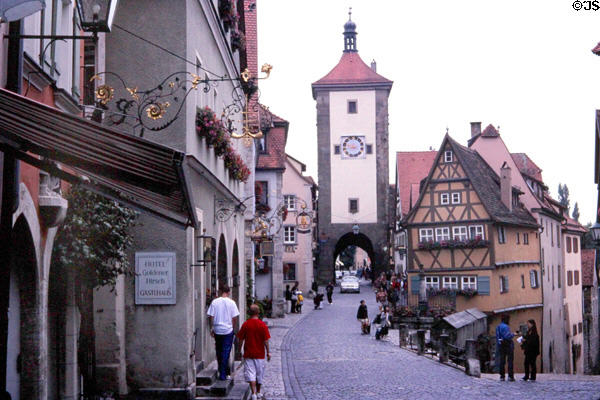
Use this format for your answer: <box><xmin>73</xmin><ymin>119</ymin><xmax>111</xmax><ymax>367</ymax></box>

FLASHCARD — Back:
<box><xmin>207</xmin><ymin>285</ymin><xmax>240</xmax><ymax>380</ymax></box>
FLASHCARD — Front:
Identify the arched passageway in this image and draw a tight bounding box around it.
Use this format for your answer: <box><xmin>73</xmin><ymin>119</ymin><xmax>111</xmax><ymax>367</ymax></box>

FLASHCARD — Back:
<box><xmin>332</xmin><ymin>232</ymin><xmax>375</xmax><ymax>280</ymax></box>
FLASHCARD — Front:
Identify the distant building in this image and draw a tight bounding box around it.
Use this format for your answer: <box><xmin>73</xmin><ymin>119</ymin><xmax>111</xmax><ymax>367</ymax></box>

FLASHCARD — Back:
<box><xmin>405</xmin><ymin>134</ymin><xmax>542</xmax><ymax>373</ymax></box>
<box><xmin>582</xmin><ymin>248</ymin><xmax>599</xmax><ymax>373</ymax></box>
<box><xmin>470</xmin><ymin>122</ymin><xmax>583</xmax><ymax>373</ymax></box>
<box><xmin>281</xmin><ymin>154</ymin><xmax>317</xmax><ymax>293</ymax></box>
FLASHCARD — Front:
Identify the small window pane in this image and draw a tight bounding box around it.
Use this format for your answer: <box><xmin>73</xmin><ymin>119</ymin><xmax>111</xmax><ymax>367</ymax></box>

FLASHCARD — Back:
<box><xmin>566</xmin><ymin>237</ymin><xmax>572</xmax><ymax>253</ymax></box>
<box><xmin>573</xmin><ymin>237</ymin><xmax>579</xmax><ymax>253</ymax></box>
<box><xmin>440</xmin><ymin>193</ymin><xmax>449</xmax><ymax>205</ymax></box>
<box><xmin>348</xmin><ymin>100</ymin><xmax>357</xmax><ymax>114</ymax></box>
<box><xmin>366</xmin><ymin>144</ymin><xmax>373</xmax><ymax>154</ymax></box>
<box><xmin>574</xmin><ymin>270</ymin><xmax>579</xmax><ymax>285</ymax></box>
<box><xmin>451</xmin><ymin>192</ymin><xmax>461</xmax><ymax>204</ymax></box>
<box><xmin>469</xmin><ymin>225</ymin><xmax>484</xmax><ymax>240</ymax></box>
<box><xmin>419</xmin><ymin>228</ymin><xmax>434</xmax><ymax>242</ymax></box>
<box><xmin>444</xmin><ymin>151</ymin><xmax>453</xmax><ymax>163</ymax></box>
<box><xmin>334</xmin><ymin>145</ymin><xmax>341</xmax><ymax>155</ymax></box>
<box><xmin>452</xmin><ymin>226</ymin><xmax>468</xmax><ymax>241</ymax></box>
<box><xmin>443</xmin><ymin>276</ymin><xmax>458</xmax><ymax>289</ymax></box>
<box><xmin>349</xmin><ymin>199</ymin><xmax>359</xmax><ymax>214</ymax></box>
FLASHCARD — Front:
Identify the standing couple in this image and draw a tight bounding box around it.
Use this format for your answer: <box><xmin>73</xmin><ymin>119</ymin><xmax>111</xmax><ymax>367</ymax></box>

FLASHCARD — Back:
<box><xmin>496</xmin><ymin>314</ymin><xmax>540</xmax><ymax>382</ymax></box>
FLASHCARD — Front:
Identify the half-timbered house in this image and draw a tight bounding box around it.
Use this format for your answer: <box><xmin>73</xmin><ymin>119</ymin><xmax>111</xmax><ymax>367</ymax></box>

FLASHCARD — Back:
<box><xmin>404</xmin><ymin>134</ymin><xmax>542</xmax><ymax>372</ymax></box>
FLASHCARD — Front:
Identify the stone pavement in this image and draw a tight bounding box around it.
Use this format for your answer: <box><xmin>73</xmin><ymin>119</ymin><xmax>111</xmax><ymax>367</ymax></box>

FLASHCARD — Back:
<box><xmin>247</xmin><ymin>283</ymin><xmax>600</xmax><ymax>399</ymax></box>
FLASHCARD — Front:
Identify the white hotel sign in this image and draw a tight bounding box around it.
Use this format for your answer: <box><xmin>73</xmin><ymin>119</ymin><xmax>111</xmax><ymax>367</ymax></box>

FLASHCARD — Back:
<box><xmin>135</xmin><ymin>252</ymin><xmax>176</xmax><ymax>305</ymax></box>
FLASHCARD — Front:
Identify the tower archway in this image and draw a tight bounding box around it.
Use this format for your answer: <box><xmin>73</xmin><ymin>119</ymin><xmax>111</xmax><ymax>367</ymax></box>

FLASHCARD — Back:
<box><xmin>332</xmin><ymin>232</ymin><xmax>375</xmax><ymax>279</ymax></box>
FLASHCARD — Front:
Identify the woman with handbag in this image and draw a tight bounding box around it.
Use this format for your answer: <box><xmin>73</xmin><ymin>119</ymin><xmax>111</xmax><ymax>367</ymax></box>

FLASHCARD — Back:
<box><xmin>521</xmin><ymin>319</ymin><xmax>540</xmax><ymax>381</ymax></box>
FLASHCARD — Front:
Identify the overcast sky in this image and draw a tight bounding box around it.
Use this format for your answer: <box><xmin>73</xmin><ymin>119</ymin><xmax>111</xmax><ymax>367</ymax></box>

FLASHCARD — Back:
<box><xmin>257</xmin><ymin>0</ymin><xmax>600</xmax><ymax>225</ymax></box>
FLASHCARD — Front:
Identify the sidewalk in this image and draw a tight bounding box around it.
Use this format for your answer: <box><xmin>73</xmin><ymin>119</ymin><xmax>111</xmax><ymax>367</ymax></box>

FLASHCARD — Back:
<box><xmin>233</xmin><ymin>306</ymin><xmax>313</xmax><ymax>400</ymax></box>
<box><xmin>481</xmin><ymin>372</ymin><xmax>600</xmax><ymax>382</ymax></box>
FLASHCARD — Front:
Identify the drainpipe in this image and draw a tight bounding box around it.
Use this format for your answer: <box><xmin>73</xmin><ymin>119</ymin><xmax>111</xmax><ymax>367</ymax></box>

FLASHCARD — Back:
<box><xmin>0</xmin><ymin>19</ymin><xmax>23</xmax><ymax>393</ymax></box>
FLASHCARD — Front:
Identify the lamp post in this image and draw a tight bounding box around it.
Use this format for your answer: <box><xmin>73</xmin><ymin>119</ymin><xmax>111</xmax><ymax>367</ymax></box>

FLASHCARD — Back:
<box><xmin>352</xmin><ymin>224</ymin><xmax>359</xmax><ymax>235</ymax></box>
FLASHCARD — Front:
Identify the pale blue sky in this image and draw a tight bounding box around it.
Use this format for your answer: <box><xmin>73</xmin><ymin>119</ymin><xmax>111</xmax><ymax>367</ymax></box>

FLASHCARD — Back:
<box><xmin>258</xmin><ymin>0</ymin><xmax>600</xmax><ymax>224</ymax></box>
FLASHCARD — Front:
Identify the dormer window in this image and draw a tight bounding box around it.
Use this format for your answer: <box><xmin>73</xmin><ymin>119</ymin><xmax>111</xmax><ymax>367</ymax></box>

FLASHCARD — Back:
<box><xmin>444</xmin><ymin>151</ymin><xmax>453</xmax><ymax>163</ymax></box>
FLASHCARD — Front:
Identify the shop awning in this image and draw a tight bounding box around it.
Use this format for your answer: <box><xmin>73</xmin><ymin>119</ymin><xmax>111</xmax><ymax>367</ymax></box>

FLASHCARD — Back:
<box><xmin>0</xmin><ymin>88</ymin><xmax>197</xmax><ymax>228</ymax></box>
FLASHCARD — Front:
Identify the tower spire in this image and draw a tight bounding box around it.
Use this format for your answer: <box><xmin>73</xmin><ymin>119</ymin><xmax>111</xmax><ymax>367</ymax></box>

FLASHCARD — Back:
<box><xmin>343</xmin><ymin>9</ymin><xmax>357</xmax><ymax>53</ymax></box>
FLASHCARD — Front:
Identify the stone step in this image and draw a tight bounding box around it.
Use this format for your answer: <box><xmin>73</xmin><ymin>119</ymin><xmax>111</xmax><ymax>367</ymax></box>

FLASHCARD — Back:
<box><xmin>195</xmin><ymin>381</ymin><xmax>250</xmax><ymax>400</ymax></box>
<box><xmin>196</xmin><ymin>378</ymin><xmax>233</xmax><ymax>397</ymax></box>
<box><xmin>196</xmin><ymin>368</ymin><xmax>218</xmax><ymax>386</ymax></box>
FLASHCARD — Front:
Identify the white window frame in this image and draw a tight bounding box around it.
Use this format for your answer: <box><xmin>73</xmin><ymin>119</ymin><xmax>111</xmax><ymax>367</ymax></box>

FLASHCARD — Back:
<box><xmin>500</xmin><ymin>275</ymin><xmax>509</xmax><ymax>293</ymax></box>
<box><xmin>444</xmin><ymin>150</ymin><xmax>453</xmax><ymax>163</ymax></box>
<box><xmin>462</xmin><ymin>276</ymin><xmax>477</xmax><ymax>290</ymax></box>
<box><xmin>451</xmin><ymin>192</ymin><xmax>461</xmax><ymax>204</ymax></box>
<box><xmin>435</xmin><ymin>227</ymin><xmax>450</xmax><ymax>241</ymax></box>
<box><xmin>419</xmin><ymin>228</ymin><xmax>434</xmax><ymax>243</ymax></box>
<box><xmin>469</xmin><ymin>225</ymin><xmax>485</xmax><ymax>240</ymax></box>
<box><xmin>440</xmin><ymin>193</ymin><xmax>450</xmax><ymax>205</ymax></box>
<box><xmin>498</xmin><ymin>226</ymin><xmax>506</xmax><ymax>244</ymax></box>
<box><xmin>283</xmin><ymin>226</ymin><xmax>296</xmax><ymax>244</ymax></box>
<box><xmin>283</xmin><ymin>194</ymin><xmax>296</xmax><ymax>211</ymax></box>
<box><xmin>425</xmin><ymin>276</ymin><xmax>439</xmax><ymax>289</ymax></box>
<box><xmin>452</xmin><ymin>226</ymin><xmax>468</xmax><ymax>241</ymax></box>
<box><xmin>530</xmin><ymin>270</ymin><xmax>539</xmax><ymax>288</ymax></box>
<box><xmin>443</xmin><ymin>276</ymin><xmax>458</xmax><ymax>289</ymax></box>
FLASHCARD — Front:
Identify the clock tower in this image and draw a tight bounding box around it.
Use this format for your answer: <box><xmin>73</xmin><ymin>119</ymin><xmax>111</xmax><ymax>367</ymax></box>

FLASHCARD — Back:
<box><xmin>312</xmin><ymin>12</ymin><xmax>393</xmax><ymax>282</ymax></box>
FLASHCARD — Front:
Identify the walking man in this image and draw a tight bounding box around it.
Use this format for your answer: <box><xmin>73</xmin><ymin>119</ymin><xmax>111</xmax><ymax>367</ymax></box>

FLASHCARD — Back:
<box><xmin>207</xmin><ymin>285</ymin><xmax>240</xmax><ymax>381</ymax></box>
<box><xmin>495</xmin><ymin>314</ymin><xmax>515</xmax><ymax>381</ymax></box>
<box><xmin>326</xmin><ymin>281</ymin><xmax>334</xmax><ymax>305</ymax></box>
<box><xmin>237</xmin><ymin>304</ymin><xmax>271</xmax><ymax>400</ymax></box>
<box><xmin>356</xmin><ymin>300</ymin><xmax>369</xmax><ymax>334</ymax></box>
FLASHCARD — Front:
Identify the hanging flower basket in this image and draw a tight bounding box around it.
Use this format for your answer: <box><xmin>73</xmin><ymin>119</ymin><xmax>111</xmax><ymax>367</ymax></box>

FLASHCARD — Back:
<box><xmin>196</xmin><ymin>106</ymin><xmax>250</xmax><ymax>182</ymax></box>
<box><xmin>231</xmin><ymin>29</ymin><xmax>246</xmax><ymax>53</ymax></box>
<box><xmin>418</xmin><ymin>238</ymin><xmax>490</xmax><ymax>250</ymax></box>
<box><xmin>218</xmin><ymin>0</ymin><xmax>239</xmax><ymax>32</ymax></box>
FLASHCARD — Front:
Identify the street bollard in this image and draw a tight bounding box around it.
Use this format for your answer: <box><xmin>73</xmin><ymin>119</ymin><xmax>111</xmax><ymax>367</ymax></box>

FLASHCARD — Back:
<box><xmin>464</xmin><ymin>338</ymin><xmax>481</xmax><ymax>377</ymax></box>
<box><xmin>399</xmin><ymin>324</ymin><xmax>407</xmax><ymax>348</ymax></box>
<box><xmin>439</xmin><ymin>334</ymin><xmax>449</xmax><ymax>363</ymax></box>
<box><xmin>417</xmin><ymin>329</ymin><xmax>425</xmax><ymax>355</ymax></box>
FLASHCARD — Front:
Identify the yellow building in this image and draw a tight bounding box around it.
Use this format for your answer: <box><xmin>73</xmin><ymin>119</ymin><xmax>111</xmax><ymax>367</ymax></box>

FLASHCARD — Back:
<box><xmin>404</xmin><ymin>135</ymin><xmax>542</xmax><ymax>372</ymax></box>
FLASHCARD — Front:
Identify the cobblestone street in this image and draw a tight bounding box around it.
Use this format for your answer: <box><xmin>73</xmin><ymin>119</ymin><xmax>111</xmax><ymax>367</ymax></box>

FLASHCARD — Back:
<box><xmin>260</xmin><ymin>282</ymin><xmax>600</xmax><ymax>400</ymax></box>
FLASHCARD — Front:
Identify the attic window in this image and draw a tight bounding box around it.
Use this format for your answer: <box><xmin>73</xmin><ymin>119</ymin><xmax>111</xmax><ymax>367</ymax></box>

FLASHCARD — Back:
<box><xmin>512</xmin><ymin>193</ymin><xmax>519</xmax><ymax>208</ymax></box>
<box><xmin>444</xmin><ymin>150</ymin><xmax>453</xmax><ymax>163</ymax></box>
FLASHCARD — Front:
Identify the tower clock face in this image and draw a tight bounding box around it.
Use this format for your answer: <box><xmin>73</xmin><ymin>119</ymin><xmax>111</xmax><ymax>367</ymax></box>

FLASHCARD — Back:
<box><xmin>341</xmin><ymin>136</ymin><xmax>365</xmax><ymax>159</ymax></box>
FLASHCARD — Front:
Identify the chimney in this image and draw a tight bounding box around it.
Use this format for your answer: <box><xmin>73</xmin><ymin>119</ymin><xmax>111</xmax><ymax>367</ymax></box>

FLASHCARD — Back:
<box><xmin>470</xmin><ymin>122</ymin><xmax>481</xmax><ymax>138</ymax></box>
<box><xmin>500</xmin><ymin>161</ymin><xmax>512</xmax><ymax>211</ymax></box>
<box><xmin>370</xmin><ymin>60</ymin><xmax>377</xmax><ymax>72</ymax></box>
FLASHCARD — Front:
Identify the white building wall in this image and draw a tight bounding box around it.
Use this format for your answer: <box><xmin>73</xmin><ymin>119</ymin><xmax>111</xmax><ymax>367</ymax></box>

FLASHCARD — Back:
<box><xmin>329</xmin><ymin>90</ymin><xmax>377</xmax><ymax>224</ymax></box>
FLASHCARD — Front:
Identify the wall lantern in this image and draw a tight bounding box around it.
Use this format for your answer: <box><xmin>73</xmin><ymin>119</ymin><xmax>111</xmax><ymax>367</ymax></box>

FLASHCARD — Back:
<box><xmin>590</xmin><ymin>221</ymin><xmax>600</xmax><ymax>243</ymax></box>
<box><xmin>0</xmin><ymin>0</ymin><xmax>45</xmax><ymax>23</ymax></box>
<box><xmin>192</xmin><ymin>232</ymin><xmax>215</xmax><ymax>268</ymax></box>
<box><xmin>4</xmin><ymin>0</ymin><xmax>118</xmax><ymax>42</ymax></box>
<box><xmin>352</xmin><ymin>224</ymin><xmax>360</xmax><ymax>235</ymax></box>
<box><xmin>76</xmin><ymin>0</ymin><xmax>118</xmax><ymax>33</ymax></box>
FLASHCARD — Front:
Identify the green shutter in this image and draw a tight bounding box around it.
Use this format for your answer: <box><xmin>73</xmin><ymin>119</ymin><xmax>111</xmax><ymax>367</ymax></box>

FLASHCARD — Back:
<box><xmin>411</xmin><ymin>275</ymin><xmax>420</xmax><ymax>295</ymax></box>
<box><xmin>477</xmin><ymin>276</ymin><xmax>490</xmax><ymax>295</ymax></box>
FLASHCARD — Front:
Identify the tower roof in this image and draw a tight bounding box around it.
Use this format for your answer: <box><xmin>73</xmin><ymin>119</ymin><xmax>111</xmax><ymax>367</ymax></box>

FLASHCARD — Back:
<box><xmin>312</xmin><ymin>11</ymin><xmax>392</xmax><ymax>98</ymax></box>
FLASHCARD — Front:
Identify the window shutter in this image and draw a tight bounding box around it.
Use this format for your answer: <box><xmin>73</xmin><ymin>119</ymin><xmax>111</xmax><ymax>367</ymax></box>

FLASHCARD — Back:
<box><xmin>477</xmin><ymin>276</ymin><xmax>490</xmax><ymax>295</ymax></box>
<box><xmin>504</xmin><ymin>276</ymin><xmax>509</xmax><ymax>291</ymax></box>
<box><xmin>411</xmin><ymin>275</ymin><xmax>420</xmax><ymax>294</ymax></box>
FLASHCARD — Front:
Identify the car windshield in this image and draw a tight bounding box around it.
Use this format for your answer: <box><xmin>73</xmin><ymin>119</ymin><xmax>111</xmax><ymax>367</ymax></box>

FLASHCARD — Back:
<box><xmin>342</xmin><ymin>276</ymin><xmax>359</xmax><ymax>282</ymax></box>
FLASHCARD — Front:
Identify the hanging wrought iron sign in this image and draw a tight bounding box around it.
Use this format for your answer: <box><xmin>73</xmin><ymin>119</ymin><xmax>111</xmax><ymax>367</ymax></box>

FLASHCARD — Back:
<box><xmin>89</xmin><ymin>63</ymin><xmax>273</xmax><ymax>140</ymax></box>
<box><xmin>247</xmin><ymin>201</ymin><xmax>287</xmax><ymax>242</ymax></box>
<box><xmin>295</xmin><ymin>199</ymin><xmax>313</xmax><ymax>234</ymax></box>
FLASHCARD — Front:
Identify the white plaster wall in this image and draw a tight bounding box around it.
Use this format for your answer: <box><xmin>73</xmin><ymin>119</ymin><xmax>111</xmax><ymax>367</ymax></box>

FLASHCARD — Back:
<box><xmin>329</xmin><ymin>90</ymin><xmax>377</xmax><ymax>224</ymax></box>
<box><xmin>563</xmin><ymin>233</ymin><xmax>584</xmax><ymax>374</ymax></box>
<box><xmin>254</xmin><ymin>170</ymin><xmax>278</xmax><ymax>300</ymax></box>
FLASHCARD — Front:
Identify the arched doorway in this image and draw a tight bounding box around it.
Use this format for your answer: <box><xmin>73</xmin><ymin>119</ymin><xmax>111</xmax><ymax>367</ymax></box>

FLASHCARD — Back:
<box><xmin>333</xmin><ymin>232</ymin><xmax>375</xmax><ymax>281</ymax></box>
<box><xmin>7</xmin><ymin>216</ymin><xmax>39</xmax><ymax>399</ymax></box>
<box><xmin>231</xmin><ymin>241</ymin><xmax>240</xmax><ymax>305</ymax></box>
<box><xmin>217</xmin><ymin>234</ymin><xmax>228</xmax><ymax>290</ymax></box>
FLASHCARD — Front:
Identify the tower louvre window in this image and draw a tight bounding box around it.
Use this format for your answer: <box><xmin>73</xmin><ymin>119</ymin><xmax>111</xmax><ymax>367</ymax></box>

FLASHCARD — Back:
<box><xmin>347</xmin><ymin>100</ymin><xmax>357</xmax><ymax>114</ymax></box>
<box><xmin>349</xmin><ymin>198</ymin><xmax>359</xmax><ymax>214</ymax></box>
<box><xmin>334</xmin><ymin>145</ymin><xmax>341</xmax><ymax>155</ymax></box>
<box><xmin>366</xmin><ymin>144</ymin><xmax>373</xmax><ymax>154</ymax></box>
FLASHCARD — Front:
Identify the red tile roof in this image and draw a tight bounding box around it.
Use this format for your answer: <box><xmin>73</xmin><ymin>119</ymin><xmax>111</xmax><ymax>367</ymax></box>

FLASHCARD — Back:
<box><xmin>257</xmin><ymin>108</ymin><xmax>288</xmax><ymax>170</ymax></box>
<box><xmin>396</xmin><ymin>151</ymin><xmax>437</xmax><ymax>216</ymax></box>
<box><xmin>563</xmin><ymin>216</ymin><xmax>587</xmax><ymax>234</ymax></box>
<box><xmin>312</xmin><ymin>52</ymin><xmax>392</xmax><ymax>87</ymax></box>
<box><xmin>581</xmin><ymin>248</ymin><xmax>595</xmax><ymax>287</ymax></box>
<box><xmin>511</xmin><ymin>153</ymin><xmax>543</xmax><ymax>182</ymax></box>
<box><xmin>592</xmin><ymin>42</ymin><xmax>600</xmax><ymax>56</ymax></box>
<box><xmin>481</xmin><ymin>124</ymin><xmax>499</xmax><ymax>137</ymax></box>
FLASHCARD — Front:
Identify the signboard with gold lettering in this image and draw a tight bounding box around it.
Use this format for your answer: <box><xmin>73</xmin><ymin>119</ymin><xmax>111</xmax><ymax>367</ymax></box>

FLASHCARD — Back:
<box><xmin>135</xmin><ymin>252</ymin><xmax>176</xmax><ymax>305</ymax></box>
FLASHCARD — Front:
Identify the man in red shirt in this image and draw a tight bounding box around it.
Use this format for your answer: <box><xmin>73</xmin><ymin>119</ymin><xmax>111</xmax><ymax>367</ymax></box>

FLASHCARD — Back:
<box><xmin>237</xmin><ymin>304</ymin><xmax>271</xmax><ymax>400</ymax></box>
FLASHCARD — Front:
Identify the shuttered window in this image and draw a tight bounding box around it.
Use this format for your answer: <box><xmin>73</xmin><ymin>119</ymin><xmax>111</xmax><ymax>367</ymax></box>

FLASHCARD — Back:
<box><xmin>477</xmin><ymin>276</ymin><xmax>490</xmax><ymax>295</ymax></box>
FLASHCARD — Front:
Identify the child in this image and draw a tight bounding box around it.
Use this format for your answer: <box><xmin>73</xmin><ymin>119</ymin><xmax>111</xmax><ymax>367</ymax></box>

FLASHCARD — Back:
<box><xmin>296</xmin><ymin>291</ymin><xmax>304</xmax><ymax>313</ymax></box>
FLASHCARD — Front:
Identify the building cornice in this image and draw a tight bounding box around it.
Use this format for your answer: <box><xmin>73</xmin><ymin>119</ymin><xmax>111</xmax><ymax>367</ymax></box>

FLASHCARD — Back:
<box><xmin>492</xmin><ymin>303</ymin><xmax>543</xmax><ymax>314</ymax></box>
<box><xmin>495</xmin><ymin>260</ymin><xmax>540</xmax><ymax>267</ymax></box>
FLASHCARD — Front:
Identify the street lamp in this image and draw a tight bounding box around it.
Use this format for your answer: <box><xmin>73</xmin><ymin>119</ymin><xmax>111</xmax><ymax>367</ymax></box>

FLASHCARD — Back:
<box><xmin>591</xmin><ymin>222</ymin><xmax>600</xmax><ymax>242</ymax></box>
<box><xmin>0</xmin><ymin>0</ymin><xmax>45</xmax><ymax>23</ymax></box>
<box><xmin>352</xmin><ymin>224</ymin><xmax>359</xmax><ymax>235</ymax></box>
<box><xmin>192</xmin><ymin>232</ymin><xmax>215</xmax><ymax>269</ymax></box>
<box><xmin>5</xmin><ymin>0</ymin><xmax>118</xmax><ymax>42</ymax></box>
<box><xmin>76</xmin><ymin>0</ymin><xmax>118</xmax><ymax>33</ymax></box>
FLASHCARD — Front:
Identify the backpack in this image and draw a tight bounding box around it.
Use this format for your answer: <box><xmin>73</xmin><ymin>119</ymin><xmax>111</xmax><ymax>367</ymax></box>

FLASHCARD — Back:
<box><xmin>297</xmin><ymin>293</ymin><xmax>304</xmax><ymax>303</ymax></box>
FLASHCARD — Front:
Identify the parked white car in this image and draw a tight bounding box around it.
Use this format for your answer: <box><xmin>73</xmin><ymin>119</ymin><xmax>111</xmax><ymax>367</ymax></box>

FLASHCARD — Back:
<box><xmin>340</xmin><ymin>276</ymin><xmax>360</xmax><ymax>293</ymax></box>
